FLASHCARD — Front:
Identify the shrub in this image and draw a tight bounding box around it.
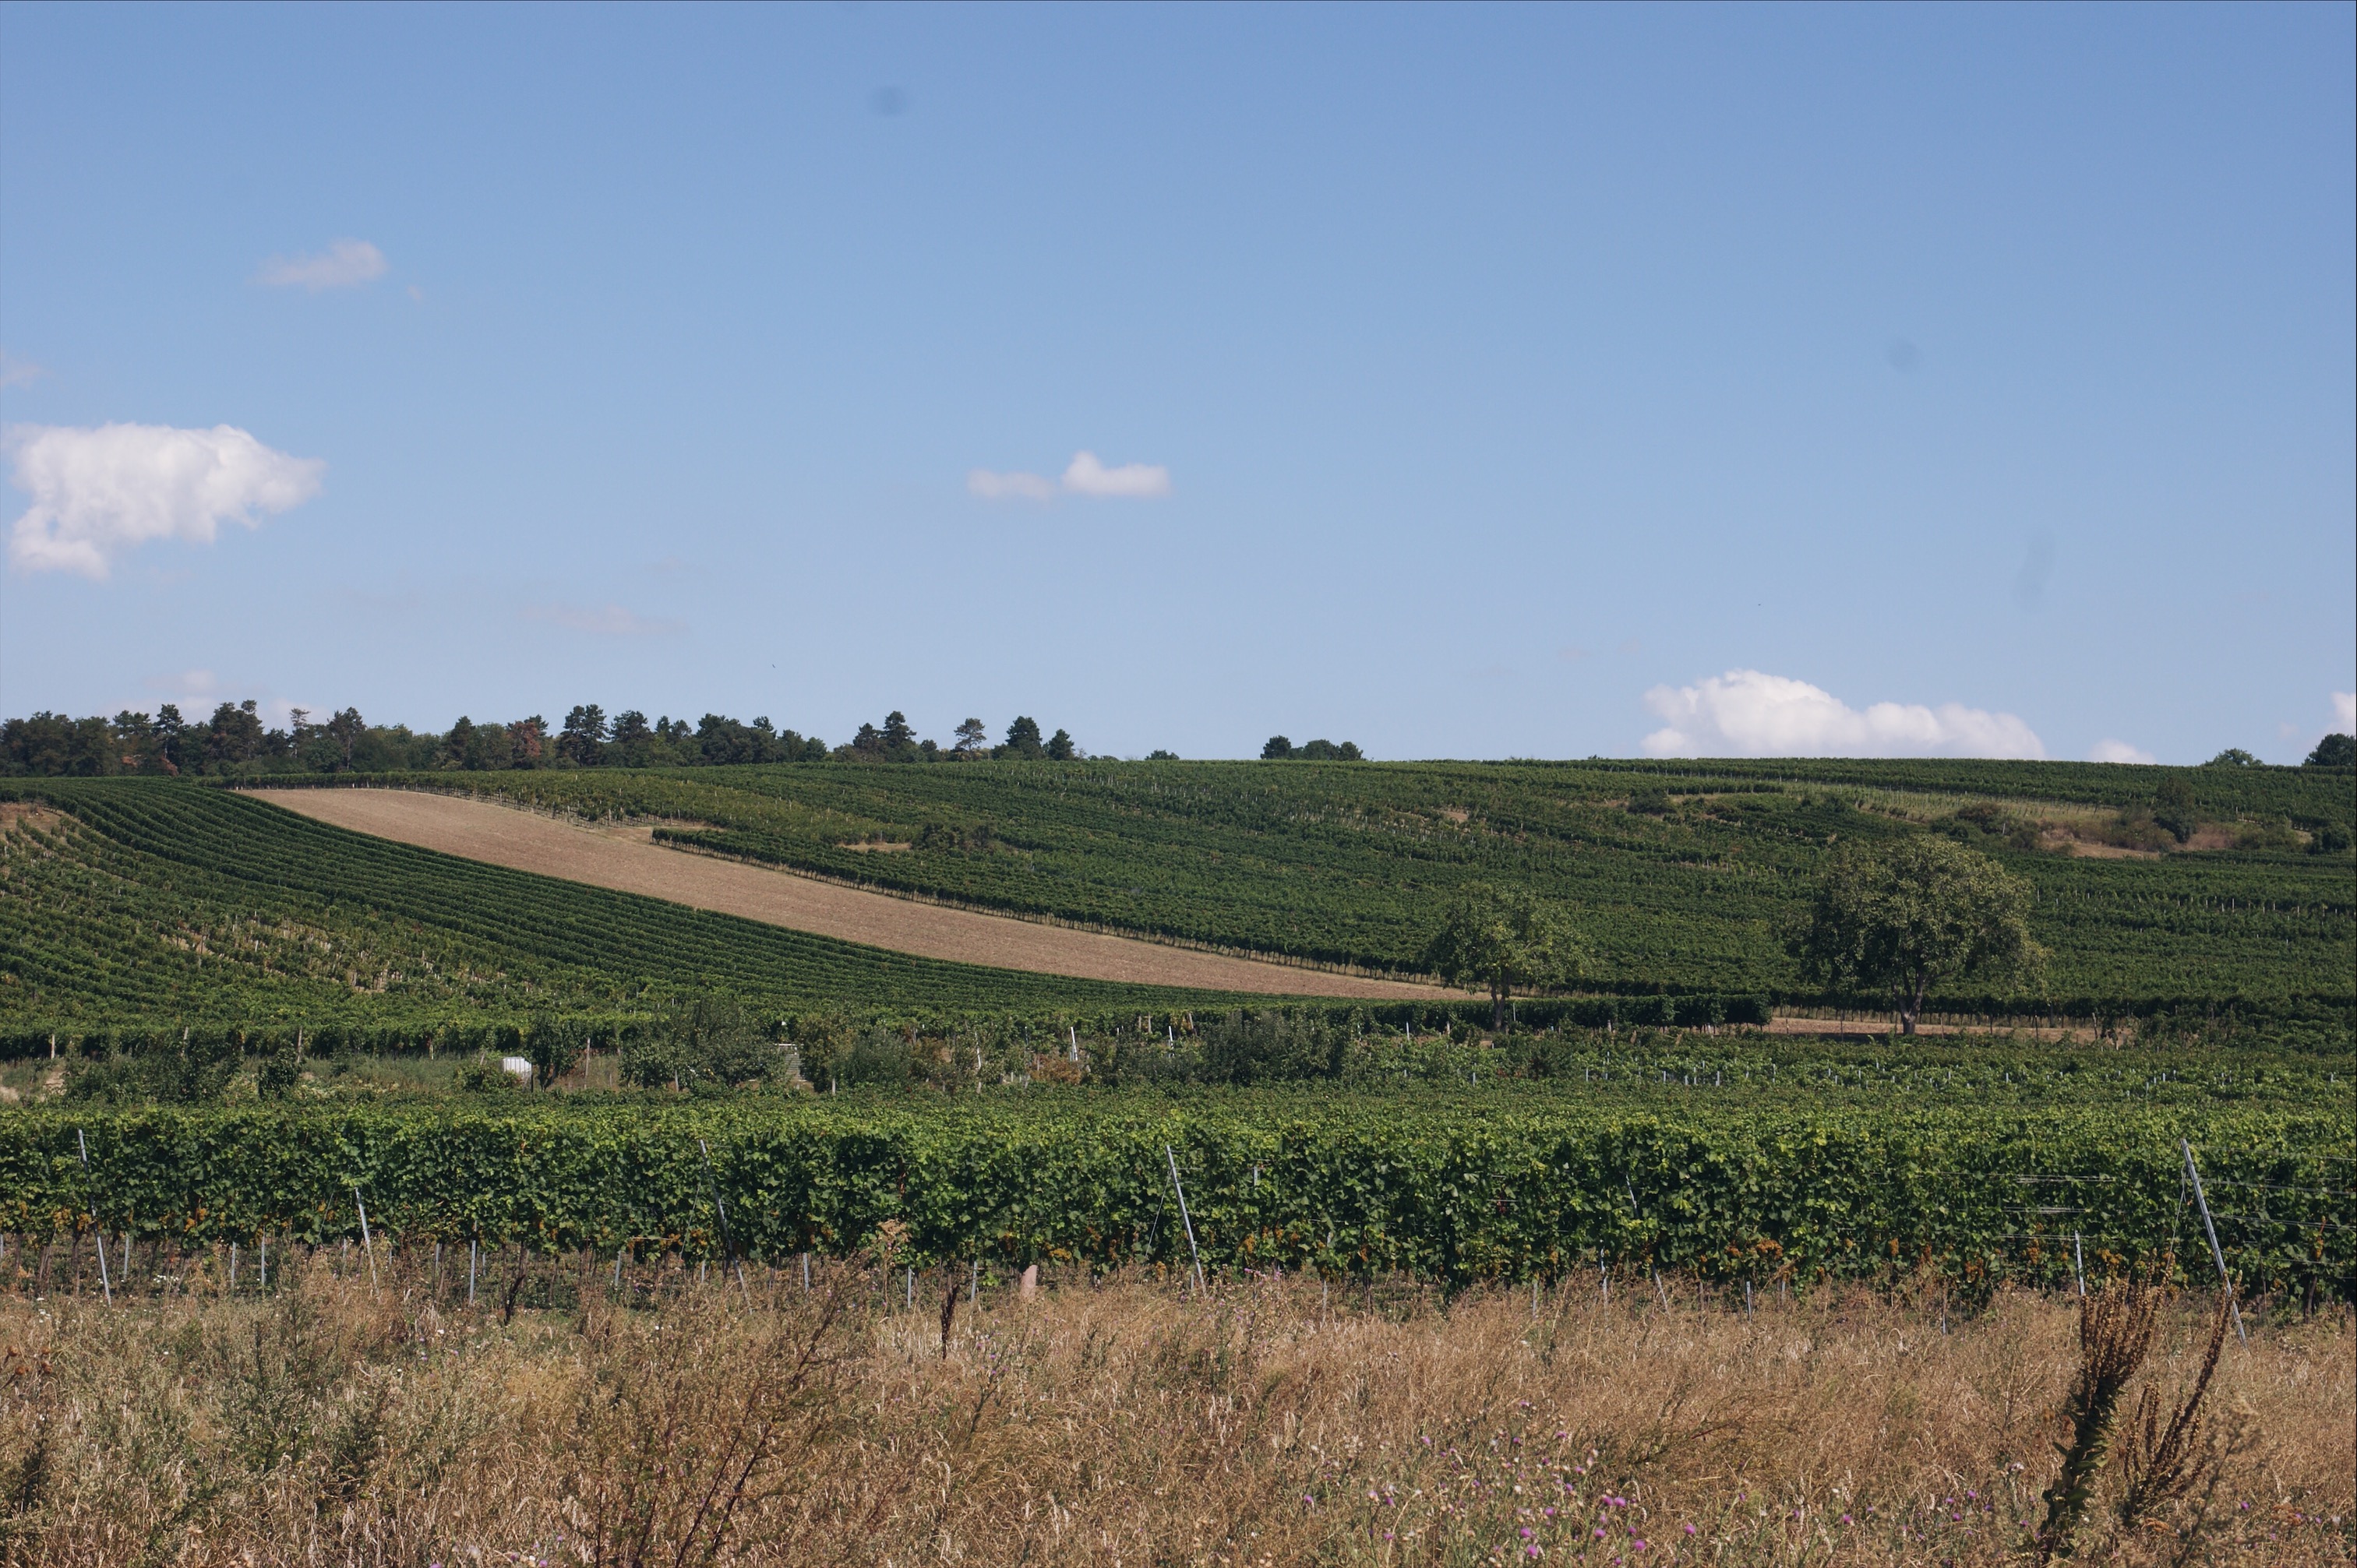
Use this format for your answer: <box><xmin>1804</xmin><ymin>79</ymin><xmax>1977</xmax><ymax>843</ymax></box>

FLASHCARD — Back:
<box><xmin>256</xmin><ymin>1041</ymin><xmax>301</xmax><ymax>1099</ymax></box>
<box><xmin>836</xmin><ymin>1027</ymin><xmax>912</xmax><ymax>1089</ymax></box>
<box><xmin>623</xmin><ymin>999</ymin><xmax>778</xmax><ymax>1091</ymax></box>
<box><xmin>61</xmin><ymin>1032</ymin><xmax>240</xmax><ymax>1105</ymax></box>
<box><xmin>2235</xmin><ymin>816</ymin><xmax>2299</xmax><ymax>852</ymax></box>
<box><xmin>1198</xmin><ymin>1009</ymin><xmax>1345</xmax><ymax>1085</ymax></box>
<box><xmin>524</xmin><ymin>1014</ymin><xmax>586</xmax><ymax>1087</ymax></box>
<box><xmin>453</xmin><ymin>1060</ymin><xmax>520</xmax><ymax>1094</ymax></box>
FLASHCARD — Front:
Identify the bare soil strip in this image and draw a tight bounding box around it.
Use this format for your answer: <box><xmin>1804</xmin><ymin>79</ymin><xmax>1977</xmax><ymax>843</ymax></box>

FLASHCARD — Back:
<box><xmin>255</xmin><ymin>788</ymin><xmax>1438</xmax><ymax>999</ymax></box>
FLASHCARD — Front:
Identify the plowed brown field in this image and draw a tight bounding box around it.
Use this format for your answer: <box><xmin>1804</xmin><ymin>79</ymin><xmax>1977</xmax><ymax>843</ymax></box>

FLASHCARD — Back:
<box><xmin>254</xmin><ymin>788</ymin><xmax>1438</xmax><ymax>999</ymax></box>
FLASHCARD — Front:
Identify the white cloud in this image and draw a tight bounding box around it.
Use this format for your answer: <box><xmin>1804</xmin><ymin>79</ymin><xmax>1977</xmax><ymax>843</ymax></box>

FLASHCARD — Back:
<box><xmin>6</xmin><ymin>423</ymin><xmax>323</xmax><ymax>579</ymax></box>
<box><xmin>2087</xmin><ymin>738</ymin><xmax>2157</xmax><ymax>765</ymax></box>
<box><xmin>967</xmin><ymin>451</ymin><xmax>1175</xmax><ymax>502</ymax></box>
<box><xmin>1640</xmin><ymin>669</ymin><xmax>2045</xmax><ymax>759</ymax></box>
<box><xmin>256</xmin><ymin>238</ymin><xmax>388</xmax><ymax>291</ymax></box>
<box><xmin>0</xmin><ymin>351</ymin><xmax>42</xmax><ymax>390</ymax></box>
<box><xmin>1062</xmin><ymin>450</ymin><xmax>1171</xmax><ymax>499</ymax></box>
<box><xmin>2334</xmin><ymin>692</ymin><xmax>2355</xmax><ymax>734</ymax></box>
<box><xmin>967</xmin><ymin>468</ymin><xmax>1057</xmax><ymax>502</ymax></box>
<box><xmin>524</xmin><ymin>602</ymin><xmax>683</xmax><ymax>637</ymax></box>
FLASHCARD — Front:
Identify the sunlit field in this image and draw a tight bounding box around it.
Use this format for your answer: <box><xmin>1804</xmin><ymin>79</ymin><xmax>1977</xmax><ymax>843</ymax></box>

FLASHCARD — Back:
<box><xmin>2</xmin><ymin>1249</ymin><xmax>2347</xmax><ymax>1566</ymax></box>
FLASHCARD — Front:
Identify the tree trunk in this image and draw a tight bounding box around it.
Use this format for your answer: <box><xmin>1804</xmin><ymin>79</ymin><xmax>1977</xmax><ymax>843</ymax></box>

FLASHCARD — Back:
<box><xmin>1900</xmin><ymin>975</ymin><xmax>1928</xmax><ymax>1036</ymax></box>
<box><xmin>1491</xmin><ymin>978</ymin><xmax>1507</xmax><ymax>1031</ymax></box>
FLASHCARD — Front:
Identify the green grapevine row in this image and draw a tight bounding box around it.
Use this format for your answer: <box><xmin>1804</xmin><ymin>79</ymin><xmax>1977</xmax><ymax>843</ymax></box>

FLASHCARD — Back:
<box><xmin>256</xmin><ymin>758</ymin><xmax>2355</xmax><ymax>1010</ymax></box>
<box><xmin>0</xmin><ymin>780</ymin><xmax>1262</xmax><ymax>1033</ymax></box>
<box><xmin>5</xmin><ymin>1096</ymin><xmax>2346</xmax><ymax>1299</ymax></box>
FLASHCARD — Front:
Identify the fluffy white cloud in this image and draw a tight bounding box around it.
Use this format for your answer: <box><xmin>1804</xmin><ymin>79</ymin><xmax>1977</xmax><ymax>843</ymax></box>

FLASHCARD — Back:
<box><xmin>2087</xmin><ymin>738</ymin><xmax>2157</xmax><ymax>765</ymax></box>
<box><xmin>2334</xmin><ymin>692</ymin><xmax>2355</xmax><ymax>734</ymax></box>
<box><xmin>6</xmin><ymin>423</ymin><xmax>323</xmax><ymax>579</ymax></box>
<box><xmin>1640</xmin><ymin>669</ymin><xmax>2045</xmax><ymax>759</ymax></box>
<box><xmin>524</xmin><ymin>602</ymin><xmax>683</xmax><ymax>637</ymax></box>
<box><xmin>1062</xmin><ymin>450</ymin><xmax>1171</xmax><ymax>498</ymax></box>
<box><xmin>256</xmin><ymin>238</ymin><xmax>388</xmax><ymax>291</ymax></box>
<box><xmin>967</xmin><ymin>468</ymin><xmax>1057</xmax><ymax>502</ymax></box>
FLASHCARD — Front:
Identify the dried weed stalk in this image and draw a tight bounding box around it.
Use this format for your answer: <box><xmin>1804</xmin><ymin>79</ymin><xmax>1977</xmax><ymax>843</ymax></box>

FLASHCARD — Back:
<box><xmin>2115</xmin><ymin>1288</ymin><xmax>2234</xmax><ymax>1535</ymax></box>
<box><xmin>2034</xmin><ymin>1281</ymin><xmax>2160</xmax><ymax>1562</ymax></box>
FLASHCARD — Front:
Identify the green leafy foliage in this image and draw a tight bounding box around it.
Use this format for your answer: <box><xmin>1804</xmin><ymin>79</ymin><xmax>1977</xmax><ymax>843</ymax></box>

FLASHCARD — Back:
<box><xmin>1790</xmin><ymin>839</ymin><xmax>2045</xmax><ymax>1034</ymax></box>
<box><xmin>619</xmin><ymin>999</ymin><xmax>782</xmax><ymax>1091</ymax></box>
<box><xmin>7</xmin><ymin>1088</ymin><xmax>2345</xmax><ymax>1302</ymax></box>
<box><xmin>453</xmin><ymin>1060</ymin><xmax>523</xmax><ymax>1094</ymax></box>
<box><xmin>0</xmin><ymin>780</ymin><xmax>1265</xmax><ymax>1036</ymax></box>
<box><xmin>1420</xmin><ymin>883</ymin><xmax>1588</xmax><ymax>1027</ymax></box>
<box><xmin>249</xmin><ymin>756</ymin><xmax>2353</xmax><ymax>1013</ymax></box>
<box><xmin>2306</xmin><ymin>733</ymin><xmax>2355</xmax><ymax>769</ymax></box>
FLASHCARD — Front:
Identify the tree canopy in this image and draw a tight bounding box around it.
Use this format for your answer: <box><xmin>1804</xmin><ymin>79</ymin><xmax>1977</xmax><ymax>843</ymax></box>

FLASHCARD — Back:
<box><xmin>1420</xmin><ymin>882</ymin><xmax>1587</xmax><ymax>1027</ymax></box>
<box><xmin>2306</xmin><ymin>733</ymin><xmax>2355</xmax><ymax>768</ymax></box>
<box><xmin>1788</xmin><ymin>837</ymin><xmax>2045</xmax><ymax>1035</ymax></box>
<box><xmin>1262</xmin><ymin>735</ymin><xmax>1363</xmax><ymax>760</ymax></box>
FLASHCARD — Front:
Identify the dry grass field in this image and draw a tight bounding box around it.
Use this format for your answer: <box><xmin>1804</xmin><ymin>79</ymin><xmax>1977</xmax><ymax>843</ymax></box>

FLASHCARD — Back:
<box><xmin>0</xmin><ymin>1249</ymin><xmax>2346</xmax><ymax>1566</ymax></box>
<box><xmin>255</xmin><ymin>788</ymin><xmax>1432</xmax><ymax>999</ymax></box>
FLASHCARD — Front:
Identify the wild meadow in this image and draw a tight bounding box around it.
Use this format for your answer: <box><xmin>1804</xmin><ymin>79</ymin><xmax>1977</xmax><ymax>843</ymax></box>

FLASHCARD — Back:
<box><xmin>0</xmin><ymin>1244</ymin><xmax>2347</xmax><ymax>1566</ymax></box>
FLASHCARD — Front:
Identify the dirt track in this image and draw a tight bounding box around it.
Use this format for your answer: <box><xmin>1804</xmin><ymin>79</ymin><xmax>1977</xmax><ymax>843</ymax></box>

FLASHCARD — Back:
<box><xmin>255</xmin><ymin>788</ymin><xmax>1438</xmax><ymax>999</ymax></box>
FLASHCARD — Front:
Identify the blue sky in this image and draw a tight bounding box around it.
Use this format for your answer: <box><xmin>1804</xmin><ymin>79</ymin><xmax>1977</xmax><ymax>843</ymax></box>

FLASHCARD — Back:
<box><xmin>2</xmin><ymin>2</ymin><xmax>2351</xmax><ymax>763</ymax></box>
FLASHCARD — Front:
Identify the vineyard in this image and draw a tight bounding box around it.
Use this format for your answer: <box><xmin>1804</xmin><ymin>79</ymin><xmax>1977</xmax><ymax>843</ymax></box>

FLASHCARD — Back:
<box><xmin>7</xmin><ymin>1085</ymin><xmax>2348</xmax><ymax>1301</ymax></box>
<box><xmin>246</xmin><ymin>756</ymin><xmax>2357</xmax><ymax>1013</ymax></box>
<box><xmin>0</xmin><ymin>781</ymin><xmax>1258</xmax><ymax>1037</ymax></box>
<box><xmin>1</xmin><ymin>768</ymin><xmax>2347</xmax><ymax>1302</ymax></box>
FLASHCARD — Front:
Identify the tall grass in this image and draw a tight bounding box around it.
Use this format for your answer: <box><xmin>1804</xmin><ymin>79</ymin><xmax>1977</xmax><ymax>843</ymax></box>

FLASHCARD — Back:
<box><xmin>0</xmin><ymin>1253</ymin><xmax>2346</xmax><ymax>1565</ymax></box>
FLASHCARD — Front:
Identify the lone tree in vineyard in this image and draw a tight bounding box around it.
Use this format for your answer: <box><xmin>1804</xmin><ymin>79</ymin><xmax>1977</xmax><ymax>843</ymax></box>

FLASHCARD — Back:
<box><xmin>1422</xmin><ymin>882</ymin><xmax>1587</xmax><ymax>1029</ymax></box>
<box><xmin>1790</xmin><ymin>837</ymin><xmax>2045</xmax><ymax>1035</ymax></box>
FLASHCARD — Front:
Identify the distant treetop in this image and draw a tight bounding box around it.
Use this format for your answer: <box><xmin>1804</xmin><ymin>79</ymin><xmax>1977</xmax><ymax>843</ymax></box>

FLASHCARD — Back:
<box><xmin>1261</xmin><ymin>735</ymin><xmax>1363</xmax><ymax>761</ymax></box>
<box><xmin>2306</xmin><ymin>733</ymin><xmax>2355</xmax><ymax>768</ymax></box>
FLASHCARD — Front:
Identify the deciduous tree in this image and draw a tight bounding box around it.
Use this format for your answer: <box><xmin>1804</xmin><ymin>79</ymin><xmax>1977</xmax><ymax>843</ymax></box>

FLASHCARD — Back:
<box><xmin>1421</xmin><ymin>882</ymin><xmax>1587</xmax><ymax>1029</ymax></box>
<box><xmin>1789</xmin><ymin>837</ymin><xmax>2045</xmax><ymax>1035</ymax></box>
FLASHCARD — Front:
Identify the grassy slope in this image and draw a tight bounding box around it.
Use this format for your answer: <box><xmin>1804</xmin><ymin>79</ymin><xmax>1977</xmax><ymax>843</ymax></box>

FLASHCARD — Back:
<box><xmin>259</xmin><ymin>758</ymin><xmax>2356</xmax><ymax>1010</ymax></box>
<box><xmin>0</xmin><ymin>780</ymin><xmax>1268</xmax><ymax>1033</ymax></box>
